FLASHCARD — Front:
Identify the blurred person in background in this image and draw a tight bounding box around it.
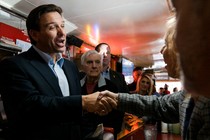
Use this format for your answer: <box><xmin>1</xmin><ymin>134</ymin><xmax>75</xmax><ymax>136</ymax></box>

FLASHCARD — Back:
<box><xmin>130</xmin><ymin>73</ymin><xmax>159</xmax><ymax>96</ymax></box>
<box><xmin>158</xmin><ymin>87</ymin><xmax>165</xmax><ymax>96</ymax></box>
<box><xmin>95</xmin><ymin>43</ymin><xmax>129</xmax><ymax>93</ymax></box>
<box><xmin>127</xmin><ymin>67</ymin><xmax>143</xmax><ymax>92</ymax></box>
<box><xmin>173</xmin><ymin>87</ymin><xmax>178</xmax><ymax>93</ymax></box>
<box><xmin>163</xmin><ymin>84</ymin><xmax>170</xmax><ymax>95</ymax></box>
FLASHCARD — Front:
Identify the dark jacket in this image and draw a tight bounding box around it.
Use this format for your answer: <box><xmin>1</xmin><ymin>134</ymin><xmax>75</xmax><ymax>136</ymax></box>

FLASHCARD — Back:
<box><xmin>0</xmin><ymin>47</ymin><xmax>82</xmax><ymax>140</ymax></box>
<box><xmin>109</xmin><ymin>69</ymin><xmax>129</xmax><ymax>93</ymax></box>
<box><xmin>127</xmin><ymin>81</ymin><xmax>137</xmax><ymax>92</ymax></box>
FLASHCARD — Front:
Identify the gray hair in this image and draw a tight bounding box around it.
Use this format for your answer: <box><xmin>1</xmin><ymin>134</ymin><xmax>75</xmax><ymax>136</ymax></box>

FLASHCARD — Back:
<box><xmin>81</xmin><ymin>50</ymin><xmax>103</xmax><ymax>65</ymax></box>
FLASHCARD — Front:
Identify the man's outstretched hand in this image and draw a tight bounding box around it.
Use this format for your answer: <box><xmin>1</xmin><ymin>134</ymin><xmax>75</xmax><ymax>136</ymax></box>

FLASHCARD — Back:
<box><xmin>82</xmin><ymin>91</ymin><xmax>118</xmax><ymax>116</ymax></box>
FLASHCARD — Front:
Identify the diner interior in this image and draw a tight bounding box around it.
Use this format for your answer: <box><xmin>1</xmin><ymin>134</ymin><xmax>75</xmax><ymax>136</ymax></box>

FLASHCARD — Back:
<box><xmin>0</xmin><ymin>0</ymin><xmax>181</xmax><ymax>139</ymax></box>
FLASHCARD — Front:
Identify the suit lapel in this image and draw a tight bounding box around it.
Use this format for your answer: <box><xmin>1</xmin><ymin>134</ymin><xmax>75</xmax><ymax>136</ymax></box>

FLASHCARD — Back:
<box><xmin>109</xmin><ymin>69</ymin><xmax>116</xmax><ymax>81</ymax></box>
<box><xmin>27</xmin><ymin>48</ymin><xmax>63</xmax><ymax>96</ymax></box>
<box><xmin>62</xmin><ymin>60</ymin><xmax>79</xmax><ymax>95</ymax></box>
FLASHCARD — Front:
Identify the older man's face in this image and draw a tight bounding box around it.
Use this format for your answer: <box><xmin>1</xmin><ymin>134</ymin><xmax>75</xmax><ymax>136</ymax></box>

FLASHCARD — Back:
<box><xmin>83</xmin><ymin>53</ymin><xmax>102</xmax><ymax>78</ymax></box>
<box><xmin>175</xmin><ymin>0</ymin><xmax>210</xmax><ymax>97</ymax></box>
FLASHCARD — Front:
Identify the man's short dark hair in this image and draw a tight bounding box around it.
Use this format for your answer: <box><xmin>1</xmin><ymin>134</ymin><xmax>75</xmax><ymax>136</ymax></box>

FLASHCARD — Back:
<box><xmin>95</xmin><ymin>43</ymin><xmax>110</xmax><ymax>52</ymax></box>
<box><xmin>26</xmin><ymin>4</ymin><xmax>63</xmax><ymax>45</ymax></box>
<box><xmin>133</xmin><ymin>66</ymin><xmax>143</xmax><ymax>72</ymax></box>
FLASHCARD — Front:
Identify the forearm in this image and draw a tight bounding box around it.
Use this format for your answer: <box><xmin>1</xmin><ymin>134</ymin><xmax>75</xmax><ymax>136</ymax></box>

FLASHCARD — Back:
<box><xmin>117</xmin><ymin>92</ymin><xmax>182</xmax><ymax>123</ymax></box>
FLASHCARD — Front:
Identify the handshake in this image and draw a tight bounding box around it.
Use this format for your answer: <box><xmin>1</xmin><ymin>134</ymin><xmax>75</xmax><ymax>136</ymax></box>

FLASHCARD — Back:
<box><xmin>82</xmin><ymin>90</ymin><xmax>119</xmax><ymax>116</ymax></box>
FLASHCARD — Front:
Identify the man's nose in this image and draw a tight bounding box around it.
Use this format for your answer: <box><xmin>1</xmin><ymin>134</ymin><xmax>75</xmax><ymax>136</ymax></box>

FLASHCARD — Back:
<box><xmin>92</xmin><ymin>62</ymin><xmax>97</xmax><ymax>67</ymax></box>
<box><xmin>57</xmin><ymin>27</ymin><xmax>66</xmax><ymax>36</ymax></box>
<box><xmin>103</xmin><ymin>53</ymin><xmax>107</xmax><ymax>57</ymax></box>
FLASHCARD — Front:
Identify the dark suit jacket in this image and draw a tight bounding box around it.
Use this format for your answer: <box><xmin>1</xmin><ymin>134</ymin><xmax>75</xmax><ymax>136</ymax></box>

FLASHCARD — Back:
<box><xmin>109</xmin><ymin>69</ymin><xmax>129</xmax><ymax>93</ymax></box>
<box><xmin>127</xmin><ymin>81</ymin><xmax>137</xmax><ymax>92</ymax></box>
<box><xmin>0</xmin><ymin>47</ymin><xmax>82</xmax><ymax>140</ymax></box>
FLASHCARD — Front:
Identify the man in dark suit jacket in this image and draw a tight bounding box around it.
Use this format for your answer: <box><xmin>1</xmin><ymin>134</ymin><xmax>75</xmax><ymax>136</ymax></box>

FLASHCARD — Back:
<box><xmin>95</xmin><ymin>43</ymin><xmax>129</xmax><ymax>93</ymax></box>
<box><xmin>0</xmin><ymin>4</ymin><xmax>114</xmax><ymax>140</ymax></box>
<box><xmin>127</xmin><ymin>66</ymin><xmax>143</xmax><ymax>92</ymax></box>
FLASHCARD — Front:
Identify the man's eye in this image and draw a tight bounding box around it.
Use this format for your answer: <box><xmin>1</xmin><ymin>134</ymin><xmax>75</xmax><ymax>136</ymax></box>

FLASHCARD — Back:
<box><xmin>48</xmin><ymin>25</ymin><xmax>56</xmax><ymax>30</ymax></box>
<box><xmin>95</xmin><ymin>60</ymin><xmax>101</xmax><ymax>64</ymax></box>
<box><xmin>86</xmin><ymin>61</ymin><xmax>93</xmax><ymax>64</ymax></box>
<box><xmin>61</xmin><ymin>24</ymin><xmax>65</xmax><ymax>28</ymax></box>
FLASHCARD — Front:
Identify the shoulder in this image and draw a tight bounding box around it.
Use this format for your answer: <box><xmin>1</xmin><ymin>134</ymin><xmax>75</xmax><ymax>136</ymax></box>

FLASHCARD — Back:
<box><xmin>109</xmin><ymin>69</ymin><xmax>124</xmax><ymax>78</ymax></box>
<box><xmin>79</xmin><ymin>71</ymin><xmax>86</xmax><ymax>80</ymax></box>
<box><xmin>104</xmin><ymin>78</ymin><xmax>119</xmax><ymax>92</ymax></box>
<box><xmin>64</xmin><ymin>58</ymin><xmax>75</xmax><ymax>65</ymax></box>
<box><xmin>0</xmin><ymin>52</ymin><xmax>28</xmax><ymax>70</ymax></box>
<box><xmin>105</xmin><ymin>78</ymin><xmax>115</xmax><ymax>85</ymax></box>
<box><xmin>196</xmin><ymin>96</ymin><xmax>210</xmax><ymax>109</ymax></box>
<box><xmin>63</xmin><ymin>59</ymin><xmax>80</xmax><ymax>75</ymax></box>
<box><xmin>64</xmin><ymin>59</ymin><xmax>78</xmax><ymax>69</ymax></box>
<box><xmin>128</xmin><ymin>82</ymin><xmax>135</xmax><ymax>86</ymax></box>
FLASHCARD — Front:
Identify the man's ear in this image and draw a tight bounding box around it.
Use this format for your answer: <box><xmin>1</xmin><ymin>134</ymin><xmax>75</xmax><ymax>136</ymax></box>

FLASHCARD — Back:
<box><xmin>29</xmin><ymin>29</ymin><xmax>39</xmax><ymax>42</ymax></box>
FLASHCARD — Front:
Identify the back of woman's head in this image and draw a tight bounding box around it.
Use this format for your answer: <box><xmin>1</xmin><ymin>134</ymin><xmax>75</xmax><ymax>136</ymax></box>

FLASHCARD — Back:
<box><xmin>163</xmin><ymin>16</ymin><xmax>180</xmax><ymax>78</ymax></box>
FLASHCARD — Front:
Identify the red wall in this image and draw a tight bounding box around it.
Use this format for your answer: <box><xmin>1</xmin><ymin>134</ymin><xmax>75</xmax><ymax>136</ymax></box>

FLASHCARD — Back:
<box><xmin>0</xmin><ymin>22</ymin><xmax>30</xmax><ymax>43</ymax></box>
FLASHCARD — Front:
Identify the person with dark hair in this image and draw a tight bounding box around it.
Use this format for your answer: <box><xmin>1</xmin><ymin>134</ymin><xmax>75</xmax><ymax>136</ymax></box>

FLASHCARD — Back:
<box><xmin>173</xmin><ymin>87</ymin><xmax>178</xmax><ymax>93</ymax></box>
<box><xmin>95</xmin><ymin>43</ymin><xmax>129</xmax><ymax>93</ymax></box>
<box><xmin>158</xmin><ymin>87</ymin><xmax>164</xmax><ymax>96</ymax></box>
<box><xmin>127</xmin><ymin>67</ymin><xmax>143</xmax><ymax>92</ymax></box>
<box><xmin>0</xmin><ymin>4</ymin><xmax>115</xmax><ymax>140</ymax></box>
<box><xmin>163</xmin><ymin>84</ymin><xmax>170</xmax><ymax>95</ymax></box>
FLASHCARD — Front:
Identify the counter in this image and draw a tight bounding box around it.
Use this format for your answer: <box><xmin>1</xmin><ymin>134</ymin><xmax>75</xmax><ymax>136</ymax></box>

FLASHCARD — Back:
<box><xmin>118</xmin><ymin>127</ymin><xmax>181</xmax><ymax>140</ymax></box>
